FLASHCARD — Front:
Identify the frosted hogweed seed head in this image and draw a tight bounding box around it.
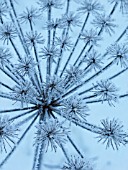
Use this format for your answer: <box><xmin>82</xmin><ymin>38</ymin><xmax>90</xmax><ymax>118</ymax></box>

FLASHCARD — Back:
<box><xmin>44</xmin><ymin>18</ymin><xmax>63</xmax><ymax>30</ymax></box>
<box><xmin>25</xmin><ymin>31</ymin><xmax>45</xmax><ymax>48</ymax></box>
<box><xmin>0</xmin><ymin>0</ymin><xmax>128</xmax><ymax>169</ymax></box>
<box><xmin>64</xmin><ymin>66</ymin><xmax>85</xmax><ymax>86</ymax></box>
<box><xmin>11</xmin><ymin>81</ymin><xmax>37</xmax><ymax>107</ymax></box>
<box><xmin>0</xmin><ymin>22</ymin><xmax>17</xmax><ymax>44</ymax></box>
<box><xmin>92</xmin><ymin>80</ymin><xmax>119</xmax><ymax>106</ymax></box>
<box><xmin>40</xmin><ymin>46</ymin><xmax>60</xmax><ymax>63</ymax></box>
<box><xmin>80</xmin><ymin>29</ymin><xmax>102</xmax><ymax>46</ymax></box>
<box><xmin>38</xmin><ymin>0</ymin><xmax>64</xmax><ymax>11</ymax></box>
<box><xmin>14</xmin><ymin>56</ymin><xmax>37</xmax><ymax>76</ymax></box>
<box><xmin>77</xmin><ymin>0</ymin><xmax>103</xmax><ymax>15</ymax></box>
<box><xmin>43</xmin><ymin>75</ymin><xmax>66</xmax><ymax>98</ymax></box>
<box><xmin>107</xmin><ymin>43</ymin><xmax>128</xmax><ymax>68</ymax></box>
<box><xmin>96</xmin><ymin>118</ymin><xmax>128</xmax><ymax>150</ymax></box>
<box><xmin>92</xmin><ymin>14</ymin><xmax>117</xmax><ymax>35</ymax></box>
<box><xmin>61</xmin><ymin>12</ymin><xmax>82</xmax><ymax>29</ymax></box>
<box><xmin>19</xmin><ymin>6</ymin><xmax>41</xmax><ymax>24</ymax></box>
<box><xmin>83</xmin><ymin>49</ymin><xmax>103</xmax><ymax>71</ymax></box>
<box><xmin>55</xmin><ymin>35</ymin><xmax>73</xmax><ymax>51</ymax></box>
<box><xmin>62</xmin><ymin>156</ymin><xmax>94</xmax><ymax>170</ymax></box>
<box><xmin>35</xmin><ymin>119</ymin><xmax>69</xmax><ymax>152</ymax></box>
<box><xmin>62</xmin><ymin>95</ymin><xmax>89</xmax><ymax>122</ymax></box>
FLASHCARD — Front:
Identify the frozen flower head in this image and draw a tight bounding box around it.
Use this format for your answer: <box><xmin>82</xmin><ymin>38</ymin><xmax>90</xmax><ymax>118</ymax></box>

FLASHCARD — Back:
<box><xmin>83</xmin><ymin>50</ymin><xmax>103</xmax><ymax>71</ymax></box>
<box><xmin>0</xmin><ymin>116</ymin><xmax>19</xmax><ymax>153</ymax></box>
<box><xmin>0</xmin><ymin>48</ymin><xmax>12</xmax><ymax>68</ymax></box>
<box><xmin>108</xmin><ymin>0</ymin><xmax>128</xmax><ymax>14</ymax></box>
<box><xmin>62</xmin><ymin>156</ymin><xmax>94</xmax><ymax>170</ymax></box>
<box><xmin>38</xmin><ymin>0</ymin><xmax>64</xmax><ymax>11</ymax></box>
<box><xmin>36</xmin><ymin>76</ymin><xmax>65</xmax><ymax>118</ymax></box>
<box><xmin>11</xmin><ymin>81</ymin><xmax>37</xmax><ymax>107</ymax></box>
<box><xmin>107</xmin><ymin>43</ymin><xmax>128</xmax><ymax>68</ymax></box>
<box><xmin>77</xmin><ymin>0</ymin><xmax>103</xmax><ymax>16</ymax></box>
<box><xmin>80</xmin><ymin>29</ymin><xmax>102</xmax><ymax>46</ymax></box>
<box><xmin>61</xmin><ymin>12</ymin><xmax>81</xmax><ymax>29</ymax></box>
<box><xmin>92</xmin><ymin>14</ymin><xmax>117</xmax><ymax>35</ymax></box>
<box><xmin>44</xmin><ymin>18</ymin><xmax>63</xmax><ymax>30</ymax></box>
<box><xmin>62</xmin><ymin>95</ymin><xmax>89</xmax><ymax>122</ymax></box>
<box><xmin>55</xmin><ymin>35</ymin><xmax>73</xmax><ymax>51</ymax></box>
<box><xmin>43</xmin><ymin>75</ymin><xmax>66</xmax><ymax>98</ymax></box>
<box><xmin>97</xmin><ymin>118</ymin><xmax>128</xmax><ymax>150</ymax></box>
<box><xmin>35</xmin><ymin>119</ymin><xmax>69</xmax><ymax>152</ymax></box>
<box><xmin>40</xmin><ymin>46</ymin><xmax>59</xmax><ymax>62</ymax></box>
<box><xmin>92</xmin><ymin>80</ymin><xmax>119</xmax><ymax>106</ymax></box>
<box><xmin>64</xmin><ymin>66</ymin><xmax>84</xmax><ymax>86</ymax></box>
<box><xmin>0</xmin><ymin>23</ymin><xmax>17</xmax><ymax>44</ymax></box>
<box><xmin>14</xmin><ymin>56</ymin><xmax>37</xmax><ymax>76</ymax></box>
<box><xmin>25</xmin><ymin>31</ymin><xmax>45</xmax><ymax>48</ymax></box>
<box><xmin>19</xmin><ymin>6</ymin><xmax>41</xmax><ymax>24</ymax></box>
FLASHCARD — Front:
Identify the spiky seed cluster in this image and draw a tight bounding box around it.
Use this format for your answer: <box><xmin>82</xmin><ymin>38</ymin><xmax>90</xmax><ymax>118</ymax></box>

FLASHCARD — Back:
<box><xmin>107</xmin><ymin>43</ymin><xmax>128</xmax><ymax>67</ymax></box>
<box><xmin>11</xmin><ymin>81</ymin><xmax>37</xmax><ymax>107</ymax></box>
<box><xmin>55</xmin><ymin>35</ymin><xmax>73</xmax><ymax>51</ymax></box>
<box><xmin>0</xmin><ymin>116</ymin><xmax>19</xmax><ymax>153</ymax></box>
<box><xmin>19</xmin><ymin>7</ymin><xmax>41</xmax><ymax>24</ymax></box>
<box><xmin>44</xmin><ymin>18</ymin><xmax>63</xmax><ymax>30</ymax></box>
<box><xmin>64</xmin><ymin>66</ymin><xmax>84</xmax><ymax>86</ymax></box>
<box><xmin>62</xmin><ymin>156</ymin><xmax>94</xmax><ymax>170</ymax></box>
<box><xmin>25</xmin><ymin>31</ymin><xmax>45</xmax><ymax>48</ymax></box>
<box><xmin>38</xmin><ymin>0</ymin><xmax>64</xmax><ymax>11</ymax></box>
<box><xmin>14</xmin><ymin>56</ymin><xmax>37</xmax><ymax>76</ymax></box>
<box><xmin>35</xmin><ymin>119</ymin><xmax>69</xmax><ymax>152</ymax></box>
<box><xmin>0</xmin><ymin>23</ymin><xmax>17</xmax><ymax>44</ymax></box>
<box><xmin>0</xmin><ymin>0</ymin><xmax>128</xmax><ymax>169</ymax></box>
<box><xmin>92</xmin><ymin>80</ymin><xmax>119</xmax><ymax>105</ymax></box>
<box><xmin>83</xmin><ymin>50</ymin><xmax>103</xmax><ymax>71</ymax></box>
<box><xmin>77</xmin><ymin>0</ymin><xmax>103</xmax><ymax>15</ymax></box>
<box><xmin>97</xmin><ymin>118</ymin><xmax>128</xmax><ymax>150</ymax></box>
<box><xmin>80</xmin><ymin>29</ymin><xmax>102</xmax><ymax>46</ymax></box>
<box><xmin>62</xmin><ymin>95</ymin><xmax>89</xmax><ymax>122</ymax></box>
<box><xmin>43</xmin><ymin>75</ymin><xmax>65</xmax><ymax>98</ymax></box>
<box><xmin>40</xmin><ymin>46</ymin><xmax>60</xmax><ymax>61</ymax></box>
<box><xmin>61</xmin><ymin>12</ymin><xmax>82</xmax><ymax>29</ymax></box>
<box><xmin>92</xmin><ymin>14</ymin><xmax>117</xmax><ymax>35</ymax></box>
